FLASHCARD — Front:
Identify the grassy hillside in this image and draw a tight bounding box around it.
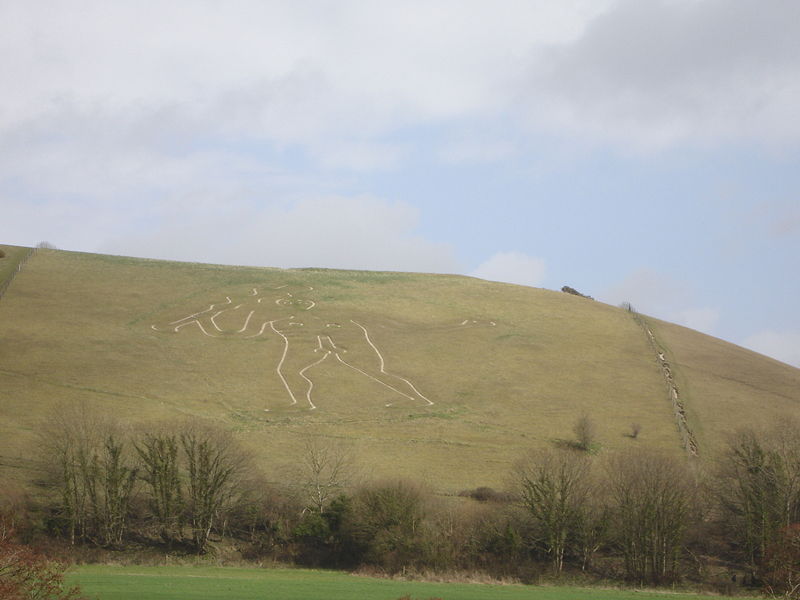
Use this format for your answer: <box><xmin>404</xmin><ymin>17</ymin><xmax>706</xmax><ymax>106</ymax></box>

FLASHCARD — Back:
<box><xmin>1</xmin><ymin>245</ymin><xmax>798</xmax><ymax>491</ymax></box>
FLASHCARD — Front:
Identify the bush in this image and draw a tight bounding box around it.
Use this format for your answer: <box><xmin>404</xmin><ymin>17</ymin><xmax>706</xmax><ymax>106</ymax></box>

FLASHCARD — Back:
<box><xmin>346</xmin><ymin>481</ymin><xmax>427</xmax><ymax>571</ymax></box>
<box><xmin>0</xmin><ymin>514</ymin><xmax>86</xmax><ymax>599</ymax></box>
<box><xmin>762</xmin><ymin>523</ymin><xmax>800</xmax><ymax>598</ymax></box>
<box><xmin>0</xmin><ymin>249</ymin><xmax>6</xmax><ymax>258</ymax></box>
<box><xmin>573</xmin><ymin>416</ymin><xmax>597</xmax><ymax>452</ymax></box>
<box><xmin>457</xmin><ymin>487</ymin><xmax>511</xmax><ymax>503</ymax></box>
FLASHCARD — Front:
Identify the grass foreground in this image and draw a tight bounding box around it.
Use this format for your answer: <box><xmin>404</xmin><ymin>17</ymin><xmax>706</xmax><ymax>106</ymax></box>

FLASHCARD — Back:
<box><xmin>67</xmin><ymin>565</ymin><xmax>756</xmax><ymax>600</ymax></box>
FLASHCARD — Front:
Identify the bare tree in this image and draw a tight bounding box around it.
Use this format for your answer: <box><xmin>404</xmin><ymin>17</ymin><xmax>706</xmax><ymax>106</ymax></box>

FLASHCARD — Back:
<box><xmin>135</xmin><ymin>430</ymin><xmax>183</xmax><ymax>545</ymax></box>
<box><xmin>300</xmin><ymin>437</ymin><xmax>356</xmax><ymax>514</ymax></box>
<box><xmin>179</xmin><ymin>420</ymin><xmax>249</xmax><ymax>553</ymax></box>
<box><xmin>38</xmin><ymin>403</ymin><xmax>136</xmax><ymax>547</ymax></box>
<box><xmin>606</xmin><ymin>449</ymin><xmax>694</xmax><ymax>584</ymax></box>
<box><xmin>347</xmin><ymin>479</ymin><xmax>428</xmax><ymax>571</ymax></box>
<box><xmin>715</xmin><ymin>419</ymin><xmax>800</xmax><ymax>575</ymax></box>
<box><xmin>515</xmin><ymin>448</ymin><xmax>591</xmax><ymax>574</ymax></box>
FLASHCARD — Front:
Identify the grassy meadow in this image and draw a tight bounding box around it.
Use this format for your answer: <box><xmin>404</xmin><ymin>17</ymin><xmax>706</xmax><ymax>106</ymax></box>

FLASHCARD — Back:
<box><xmin>66</xmin><ymin>565</ymin><xmax>755</xmax><ymax>600</ymax></box>
<box><xmin>1</xmin><ymin>244</ymin><xmax>799</xmax><ymax>491</ymax></box>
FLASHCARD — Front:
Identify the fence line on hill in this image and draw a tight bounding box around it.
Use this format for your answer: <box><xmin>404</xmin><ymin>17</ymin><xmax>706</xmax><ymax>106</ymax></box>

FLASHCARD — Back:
<box><xmin>623</xmin><ymin>303</ymin><xmax>699</xmax><ymax>458</ymax></box>
<box><xmin>0</xmin><ymin>247</ymin><xmax>38</xmax><ymax>301</ymax></box>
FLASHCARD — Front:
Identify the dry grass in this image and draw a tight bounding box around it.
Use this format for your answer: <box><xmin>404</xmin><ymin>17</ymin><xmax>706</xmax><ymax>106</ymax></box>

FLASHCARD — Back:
<box><xmin>0</xmin><ymin>248</ymin><xmax>798</xmax><ymax>493</ymax></box>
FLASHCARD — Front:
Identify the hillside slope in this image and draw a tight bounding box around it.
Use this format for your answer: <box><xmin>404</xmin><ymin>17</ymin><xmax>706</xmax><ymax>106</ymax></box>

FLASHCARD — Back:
<box><xmin>1</xmin><ymin>245</ymin><xmax>798</xmax><ymax>491</ymax></box>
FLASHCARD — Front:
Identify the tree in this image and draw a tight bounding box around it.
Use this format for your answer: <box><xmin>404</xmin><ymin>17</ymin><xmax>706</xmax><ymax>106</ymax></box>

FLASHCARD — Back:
<box><xmin>180</xmin><ymin>421</ymin><xmax>248</xmax><ymax>553</ymax></box>
<box><xmin>135</xmin><ymin>431</ymin><xmax>183</xmax><ymax>545</ymax></box>
<box><xmin>762</xmin><ymin>523</ymin><xmax>800</xmax><ymax>599</ymax></box>
<box><xmin>715</xmin><ymin>421</ymin><xmax>800</xmax><ymax>575</ymax></box>
<box><xmin>96</xmin><ymin>435</ymin><xmax>137</xmax><ymax>547</ymax></box>
<box><xmin>38</xmin><ymin>403</ymin><xmax>136</xmax><ymax>547</ymax></box>
<box><xmin>516</xmin><ymin>448</ymin><xmax>591</xmax><ymax>574</ymax></box>
<box><xmin>300</xmin><ymin>437</ymin><xmax>356</xmax><ymax>514</ymax></box>
<box><xmin>606</xmin><ymin>449</ymin><xmax>693</xmax><ymax>584</ymax></box>
<box><xmin>346</xmin><ymin>480</ymin><xmax>427</xmax><ymax>571</ymax></box>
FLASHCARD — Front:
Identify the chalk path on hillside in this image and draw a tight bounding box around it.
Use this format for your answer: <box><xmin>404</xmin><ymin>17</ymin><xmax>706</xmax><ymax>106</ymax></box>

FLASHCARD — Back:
<box><xmin>151</xmin><ymin>285</ymin><xmax>496</xmax><ymax>411</ymax></box>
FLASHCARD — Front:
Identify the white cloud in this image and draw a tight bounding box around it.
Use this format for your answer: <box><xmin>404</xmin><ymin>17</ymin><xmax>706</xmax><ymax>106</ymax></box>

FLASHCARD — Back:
<box><xmin>599</xmin><ymin>269</ymin><xmax>692</xmax><ymax>316</ymax></box>
<box><xmin>100</xmin><ymin>195</ymin><xmax>459</xmax><ymax>274</ymax></box>
<box><xmin>672</xmin><ymin>307</ymin><xmax>720</xmax><ymax>335</ymax></box>
<box><xmin>521</xmin><ymin>0</ymin><xmax>800</xmax><ymax>150</ymax></box>
<box><xmin>0</xmin><ymin>1</ymin><xmax>603</xmax><ymax>145</ymax></box>
<box><xmin>600</xmin><ymin>269</ymin><xmax>721</xmax><ymax>335</ymax></box>
<box><xmin>469</xmin><ymin>251</ymin><xmax>546</xmax><ymax>287</ymax></box>
<box><xmin>437</xmin><ymin>139</ymin><xmax>517</xmax><ymax>165</ymax></box>
<box><xmin>742</xmin><ymin>330</ymin><xmax>800</xmax><ymax>368</ymax></box>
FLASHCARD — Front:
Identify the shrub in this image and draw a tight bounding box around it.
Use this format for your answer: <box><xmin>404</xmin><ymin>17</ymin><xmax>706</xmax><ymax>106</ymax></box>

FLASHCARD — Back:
<box><xmin>573</xmin><ymin>415</ymin><xmax>597</xmax><ymax>452</ymax></box>
<box><xmin>762</xmin><ymin>523</ymin><xmax>800</xmax><ymax>599</ymax></box>
<box><xmin>0</xmin><ymin>514</ymin><xmax>86</xmax><ymax>599</ymax></box>
<box><xmin>457</xmin><ymin>487</ymin><xmax>511</xmax><ymax>503</ymax></box>
<box><xmin>347</xmin><ymin>480</ymin><xmax>427</xmax><ymax>571</ymax></box>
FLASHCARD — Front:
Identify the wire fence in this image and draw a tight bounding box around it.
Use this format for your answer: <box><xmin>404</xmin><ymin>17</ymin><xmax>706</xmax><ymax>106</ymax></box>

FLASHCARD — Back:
<box><xmin>0</xmin><ymin>247</ymin><xmax>38</xmax><ymax>301</ymax></box>
<box><xmin>625</xmin><ymin>303</ymin><xmax>699</xmax><ymax>457</ymax></box>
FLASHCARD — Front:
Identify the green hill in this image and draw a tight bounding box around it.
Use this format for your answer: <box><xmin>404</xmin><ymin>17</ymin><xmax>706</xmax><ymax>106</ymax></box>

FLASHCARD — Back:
<box><xmin>1</xmin><ymin>244</ymin><xmax>798</xmax><ymax>492</ymax></box>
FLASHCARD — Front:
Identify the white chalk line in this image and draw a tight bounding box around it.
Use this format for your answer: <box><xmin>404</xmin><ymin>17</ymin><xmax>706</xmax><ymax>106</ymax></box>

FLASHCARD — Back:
<box><xmin>270</xmin><ymin>321</ymin><xmax>297</xmax><ymax>405</ymax></box>
<box><xmin>238</xmin><ymin>310</ymin><xmax>255</xmax><ymax>333</ymax></box>
<box><xmin>175</xmin><ymin>319</ymin><xmax>220</xmax><ymax>337</ymax></box>
<box><xmin>210</xmin><ymin>310</ymin><xmax>227</xmax><ymax>332</ymax></box>
<box><xmin>335</xmin><ymin>354</ymin><xmax>415</xmax><ymax>406</ymax></box>
<box><xmin>168</xmin><ymin>296</ymin><xmax>231</xmax><ymax>325</ymax></box>
<box><xmin>299</xmin><ymin>352</ymin><xmax>330</xmax><ymax>410</ymax></box>
<box><xmin>246</xmin><ymin>322</ymin><xmax>269</xmax><ymax>338</ymax></box>
<box><xmin>349</xmin><ymin>320</ymin><xmax>433</xmax><ymax>406</ymax></box>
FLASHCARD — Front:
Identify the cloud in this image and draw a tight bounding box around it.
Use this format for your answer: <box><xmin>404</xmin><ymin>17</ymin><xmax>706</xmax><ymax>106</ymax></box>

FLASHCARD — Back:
<box><xmin>600</xmin><ymin>269</ymin><xmax>721</xmax><ymax>335</ymax></box>
<box><xmin>100</xmin><ymin>195</ymin><xmax>459</xmax><ymax>274</ymax></box>
<box><xmin>521</xmin><ymin>0</ymin><xmax>800</xmax><ymax>149</ymax></box>
<box><xmin>742</xmin><ymin>330</ymin><xmax>800</xmax><ymax>368</ymax></box>
<box><xmin>672</xmin><ymin>307</ymin><xmax>720</xmax><ymax>335</ymax></box>
<box><xmin>599</xmin><ymin>269</ymin><xmax>692</xmax><ymax>315</ymax></box>
<box><xmin>0</xmin><ymin>1</ymin><xmax>602</xmax><ymax>145</ymax></box>
<box><xmin>437</xmin><ymin>139</ymin><xmax>517</xmax><ymax>165</ymax></box>
<box><xmin>469</xmin><ymin>251</ymin><xmax>546</xmax><ymax>287</ymax></box>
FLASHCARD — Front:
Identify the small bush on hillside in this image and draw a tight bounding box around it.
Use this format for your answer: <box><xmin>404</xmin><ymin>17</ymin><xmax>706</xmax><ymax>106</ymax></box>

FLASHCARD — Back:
<box><xmin>458</xmin><ymin>487</ymin><xmax>512</xmax><ymax>503</ymax></box>
<box><xmin>0</xmin><ymin>249</ymin><xmax>6</xmax><ymax>258</ymax></box>
<box><xmin>573</xmin><ymin>416</ymin><xmax>598</xmax><ymax>452</ymax></box>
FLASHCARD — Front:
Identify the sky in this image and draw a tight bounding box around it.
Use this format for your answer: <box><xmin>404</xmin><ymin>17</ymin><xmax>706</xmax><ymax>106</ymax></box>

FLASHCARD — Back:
<box><xmin>1</xmin><ymin>0</ymin><xmax>799</xmax><ymax>367</ymax></box>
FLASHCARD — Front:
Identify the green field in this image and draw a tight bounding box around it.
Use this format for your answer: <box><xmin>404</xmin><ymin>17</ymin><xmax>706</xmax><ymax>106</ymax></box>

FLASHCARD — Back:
<box><xmin>66</xmin><ymin>565</ymin><xmax>754</xmax><ymax>600</ymax></box>
<box><xmin>1</xmin><ymin>244</ymin><xmax>799</xmax><ymax>491</ymax></box>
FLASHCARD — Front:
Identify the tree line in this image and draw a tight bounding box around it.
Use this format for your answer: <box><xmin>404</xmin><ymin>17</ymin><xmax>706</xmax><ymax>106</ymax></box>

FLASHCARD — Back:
<box><xmin>3</xmin><ymin>407</ymin><xmax>800</xmax><ymax>597</ymax></box>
